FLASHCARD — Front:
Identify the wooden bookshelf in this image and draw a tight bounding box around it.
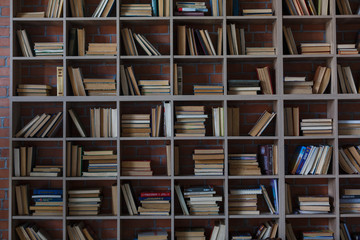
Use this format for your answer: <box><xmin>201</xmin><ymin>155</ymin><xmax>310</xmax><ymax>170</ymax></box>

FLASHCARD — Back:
<box><xmin>9</xmin><ymin>0</ymin><xmax>360</xmax><ymax>239</ymax></box>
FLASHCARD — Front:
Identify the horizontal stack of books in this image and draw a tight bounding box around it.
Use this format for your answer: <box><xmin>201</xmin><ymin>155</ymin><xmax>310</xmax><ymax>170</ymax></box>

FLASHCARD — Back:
<box><xmin>258</xmin><ymin>144</ymin><xmax>278</xmax><ymax>175</ymax></box>
<box><xmin>256</xmin><ymin>66</ymin><xmax>274</xmax><ymax>94</ymax></box>
<box><xmin>300</xmin><ymin>118</ymin><xmax>333</xmax><ymax>136</ymax></box>
<box><xmin>120</xmin><ymin>4</ymin><xmax>152</xmax><ymax>16</ymax></box>
<box><xmin>184</xmin><ymin>185</ymin><xmax>222</xmax><ymax>215</ymax></box>
<box><xmin>228</xmin><ymin>187</ymin><xmax>261</xmax><ymax>215</ymax></box>
<box><xmin>193</xmin><ymin>85</ymin><xmax>223</xmax><ymax>95</ymax></box>
<box><xmin>284</xmin><ymin>76</ymin><xmax>313</xmax><ymax>94</ymax></box>
<box><xmin>175</xmin><ymin>229</ymin><xmax>205</xmax><ymax>239</ymax></box>
<box><xmin>212</xmin><ymin>107</ymin><xmax>224</xmax><ymax>137</ymax></box>
<box><xmin>337</xmin><ymin>44</ymin><xmax>358</xmax><ymax>55</ymax></box>
<box><xmin>30</xmin><ymin>189</ymin><xmax>63</xmax><ymax>216</ymax></box>
<box><xmin>139</xmin><ymin>80</ymin><xmax>170</xmax><ymax>95</ymax></box>
<box><xmin>302</xmin><ymin>230</ymin><xmax>334</xmax><ymax>240</ymax></box>
<box><xmin>15</xmin><ymin>111</ymin><xmax>63</xmax><ymax>138</ymax></box>
<box><xmin>121</xmin><ymin>28</ymin><xmax>161</xmax><ymax>56</ymax></box>
<box><xmin>30</xmin><ymin>165</ymin><xmax>62</xmax><ymax>177</ymax></box>
<box><xmin>121</xmin><ymin>160</ymin><xmax>152</xmax><ymax>176</ymax></box>
<box><xmin>175</xmin><ymin>106</ymin><xmax>207</xmax><ymax>137</ymax></box>
<box><xmin>193</xmin><ymin>149</ymin><xmax>224</xmax><ymax>176</ymax></box>
<box><xmin>283</xmin><ymin>26</ymin><xmax>298</xmax><ymax>55</ymax></box>
<box><xmin>138</xmin><ymin>191</ymin><xmax>171</xmax><ymax>215</ymax></box>
<box><xmin>300</xmin><ymin>43</ymin><xmax>331</xmax><ymax>54</ymax></box>
<box><xmin>248</xmin><ymin>110</ymin><xmax>276</xmax><ymax>137</ymax></box>
<box><xmin>13</xmin><ymin>146</ymin><xmax>33</xmax><ymax>177</ymax></box>
<box><xmin>17</xmin><ymin>0</ymin><xmax>64</xmax><ymax>18</ymax></box>
<box><xmin>82</xmin><ymin>150</ymin><xmax>117</xmax><ymax>177</ymax></box>
<box><xmin>34</xmin><ymin>42</ymin><xmax>63</xmax><ymax>56</ymax></box>
<box><xmin>67</xmin><ymin>222</ymin><xmax>97</xmax><ymax>240</ymax></box>
<box><xmin>227</xmin><ymin>24</ymin><xmax>245</xmax><ymax>55</ymax></box>
<box><xmin>313</xmin><ymin>66</ymin><xmax>331</xmax><ymax>94</ymax></box>
<box><xmin>89</xmin><ymin>108</ymin><xmax>118</xmax><ymax>138</ymax></box>
<box><xmin>138</xmin><ymin>232</ymin><xmax>168</xmax><ymax>240</ymax></box>
<box><xmin>289</xmin><ymin>145</ymin><xmax>333</xmax><ymax>175</ymax></box>
<box><xmin>17</xmin><ymin>84</ymin><xmax>52</xmax><ymax>96</ymax></box>
<box><xmin>16</xmin><ymin>223</ymin><xmax>51</xmax><ymax>240</ymax></box>
<box><xmin>228</xmin><ymin>154</ymin><xmax>261</xmax><ymax>176</ymax></box>
<box><xmin>121</xmin><ymin>114</ymin><xmax>150</xmax><ymax>137</ymax></box>
<box><xmin>227</xmin><ymin>79</ymin><xmax>260</xmax><ymax>95</ymax></box>
<box><xmin>175</xmin><ymin>2</ymin><xmax>208</xmax><ymax>16</ymax></box>
<box><xmin>340</xmin><ymin>189</ymin><xmax>360</xmax><ymax>213</ymax></box>
<box><xmin>242</xmin><ymin>9</ymin><xmax>273</xmax><ymax>16</ymax></box>
<box><xmin>86</xmin><ymin>43</ymin><xmax>117</xmax><ymax>55</ymax></box>
<box><xmin>15</xmin><ymin>185</ymin><xmax>29</xmax><ymax>215</ymax></box>
<box><xmin>68</xmin><ymin>189</ymin><xmax>102</xmax><ymax>216</ymax></box>
<box><xmin>339</xmin><ymin>145</ymin><xmax>360</xmax><ymax>174</ymax></box>
<box><xmin>83</xmin><ymin>78</ymin><xmax>116</xmax><ymax>96</ymax></box>
<box><xmin>298</xmin><ymin>196</ymin><xmax>331</xmax><ymax>214</ymax></box>
<box><xmin>337</xmin><ymin>65</ymin><xmax>357</xmax><ymax>94</ymax></box>
<box><xmin>285</xmin><ymin>0</ymin><xmax>329</xmax><ymax>15</ymax></box>
<box><xmin>246</xmin><ymin>47</ymin><xmax>276</xmax><ymax>55</ymax></box>
<box><xmin>339</xmin><ymin>120</ymin><xmax>360</xmax><ymax>135</ymax></box>
<box><xmin>92</xmin><ymin>0</ymin><xmax>115</xmax><ymax>17</ymax></box>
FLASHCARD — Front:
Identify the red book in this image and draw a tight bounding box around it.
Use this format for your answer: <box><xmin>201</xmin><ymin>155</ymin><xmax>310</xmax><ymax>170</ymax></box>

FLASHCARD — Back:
<box><xmin>140</xmin><ymin>192</ymin><xmax>171</xmax><ymax>197</ymax></box>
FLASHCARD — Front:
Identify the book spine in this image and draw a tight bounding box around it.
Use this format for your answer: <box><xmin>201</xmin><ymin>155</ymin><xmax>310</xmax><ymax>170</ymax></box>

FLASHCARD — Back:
<box><xmin>139</xmin><ymin>197</ymin><xmax>171</xmax><ymax>201</ymax></box>
<box><xmin>152</xmin><ymin>0</ymin><xmax>158</xmax><ymax>16</ymax></box>
<box><xmin>33</xmin><ymin>198</ymin><xmax>64</xmax><ymax>202</ymax></box>
<box><xmin>295</xmin><ymin>146</ymin><xmax>312</xmax><ymax>174</ymax></box>
<box><xmin>140</xmin><ymin>192</ymin><xmax>171</xmax><ymax>197</ymax></box>
<box><xmin>33</xmin><ymin>189</ymin><xmax>63</xmax><ymax>195</ymax></box>
<box><xmin>232</xmin><ymin>0</ymin><xmax>238</xmax><ymax>15</ymax></box>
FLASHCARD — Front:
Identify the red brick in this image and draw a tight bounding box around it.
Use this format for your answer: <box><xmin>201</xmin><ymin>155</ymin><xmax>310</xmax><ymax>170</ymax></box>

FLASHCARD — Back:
<box><xmin>0</xmin><ymin>67</ymin><xmax>9</xmax><ymax>76</ymax></box>
<box><xmin>1</xmin><ymin>8</ymin><xmax>10</xmax><ymax>16</ymax></box>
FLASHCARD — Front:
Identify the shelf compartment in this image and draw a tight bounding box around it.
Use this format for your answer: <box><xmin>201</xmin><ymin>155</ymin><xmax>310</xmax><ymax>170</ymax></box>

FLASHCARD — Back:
<box><xmin>175</xmin><ymin>219</ymin><xmax>223</xmax><ymax>239</ymax></box>
<box><xmin>226</xmin><ymin>0</ymin><xmax>275</xmax><ymax>17</ymax></box>
<box><xmin>120</xmin><ymin>219</ymin><xmax>170</xmax><ymax>240</ymax></box>
<box><xmin>120</xmin><ymin>139</ymin><xmax>171</xmax><ymax>176</ymax></box>
<box><xmin>336</xmin><ymin>59</ymin><xmax>360</xmax><ymax>94</ymax></box>
<box><xmin>12</xmin><ymin>219</ymin><xmax>63</xmax><ymax>240</ymax></box>
<box><xmin>336</xmin><ymin>20</ymin><xmax>360</xmax><ymax>55</ymax></box>
<box><xmin>66</xmin><ymin>220</ymin><xmax>117</xmax><ymax>240</ymax></box>
<box><xmin>229</xmin><ymin>218</ymin><xmax>279</xmax><ymax>239</ymax></box>
<box><xmin>286</xmin><ymin>218</ymin><xmax>336</xmax><ymax>239</ymax></box>
<box><xmin>339</xmin><ymin>178</ymin><xmax>360</xmax><ymax>215</ymax></box>
<box><xmin>12</xmin><ymin>0</ymin><xmax>63</xmax><ymax>18</ymax></box>
<box><xmin>340</xmin><ymin>216</ymin><xmax>360</xmax><ymax>239</ymax></box>
<box><xmin>338</xmin><ymin>100</ymin><xmax>360</xmax><ymax>135</ymax></box>
<box><xmin>65</xmin><ymin>0</ymin><xmax>117</xmax><ymax>18</ymax></box>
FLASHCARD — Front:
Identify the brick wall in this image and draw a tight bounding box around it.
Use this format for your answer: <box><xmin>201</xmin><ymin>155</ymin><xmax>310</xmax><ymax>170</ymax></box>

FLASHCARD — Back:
<box><xmin>0</xmin><ymin>0</ymin><xmax>10</xmax><ymax>239</ymax></box>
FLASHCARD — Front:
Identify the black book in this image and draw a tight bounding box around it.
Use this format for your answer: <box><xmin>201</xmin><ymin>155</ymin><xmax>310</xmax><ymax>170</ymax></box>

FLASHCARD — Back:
<box><xmin>68</xmin><ymin>28</ymin><xmax>78</xmax><ymax>56</ymax></box>
<box><xmin>194</xmin><ymin>29</ymin><xmax>208</xmax><ymax>55</ymax></box>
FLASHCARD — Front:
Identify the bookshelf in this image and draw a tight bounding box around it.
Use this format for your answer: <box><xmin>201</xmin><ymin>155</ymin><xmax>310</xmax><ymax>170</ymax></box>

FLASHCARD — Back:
<box><xmin>9</xmin><ymin>0</ymin><xmax>360</xmax><ymax>239</ymax></box>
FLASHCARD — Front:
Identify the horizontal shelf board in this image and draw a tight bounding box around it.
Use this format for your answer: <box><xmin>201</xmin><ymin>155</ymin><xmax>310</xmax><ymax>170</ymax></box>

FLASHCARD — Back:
<box><xmin>120</xmin><ymin>137</ymin><xmax>170</xmax><ymax>141</ymax></box>
<box><xmin>339</xmin><ymin>135</ymin><xmax>360</xmax><ymax>139</ymax></box>
<box><xmin>283</xmin><ymin>54</ymin><xmax>334</xmax><ymax>59</ymax></box>
<box><xmin>12</xmin><ymin>56</ymin><xmax>63</xmax><ymax>61</ymax></box>
<box><xmin>12</xmin><ymin>177</ymin><xmax>63</xmax><ymax>181</ymax></box>
<box><xmin>66</xmin><ymin>56</ymin><xmax>117</xmax><ymax>60</ymax></box>
<box><xmin>120</xmin><ymin>17</ymin><xmax>170</xmax><ymax>21</ymax></box>
<box><xmin>337</xmin><ymin>94</ymin><xmax>360</xmax><ymax>100</ymax></box>
<box><xmin>284</xmin><ymin>136</ymin><xmax>335</xmax><ymax>140</ymax></box>
<box><xmin>171</xmin><ymin>95</ymin><xmax>226</xmax><ymax>101</ymax></box>
<box><xmin>174</xmin><ymin>176</ymin><xmax>225</xmax><ymax>180</ymax></box>
<box><xmin>227</xmin><ymin>136</ymin><xmax>278</xmax><ymax>140</ymax></box>
<box><xmin>120</xmin><ymin>176</ymin><xmax>171</xmax><ymax>180</ymax></box>
<box><xmin>175</xmin><ymin>215</ymin><xmax>226</xmax><ymax>219</ymax></box>
<box><xmin>283</xmin><ymin>15</ymin><xmax>333</xmax><ymax>24</ymax></box>
<box><xmin>118</xmin><ymin>96</ymin><xmax>171</xmax><ymax>101</ymax></box>
<box><xmin>226</xmin><ymin>55</ymin><xmax>277</xmax><ymax>60</ymax></box>
<box><xmin>339</xmin><ymin>174</ymin><xmax>360</xmax><ymax>178</ymax></box>
<box><xmin>13</xmin><ymin>215</ymin><xmax>63</xmax><ymax>220</ymax></box>
<box><xmin>66</xmin><ymin>17</ymin><xmax>117</xmax><ymax>22</ymax></box>
<box><xmin>174</xmin><ymin>136</ymin><xmax>225</xmax><ymax>140</ymax></box>
<box><xmin>173</xmin><ymin>16</ymin><xmax>224</xmax><ymax>23</ymax></box>
<box><xmin>12</xmin><ymin>138</ymin><xmax>63</xmax><ymax>141</ymax></box>
<box><xmin>66</xmin><ymin>215</ymin><xmax>117</xmax><ymax>220</ymax></box>
<box><xmin>66</xmin><ymin>177</ymin><xmax>117</xmax><ymax>181</ymax></box>
<box><xmin>228</xmin><ymin>175</ymin><xmax>279</xmax><ymax>179</ymax></box>
<box><xmin>286</xmin><ymin>214</ymin><xmax>336</xmax><ymax>218</ymax></box>
<box><xmin>229</xmin><ymin>213</ymin><xmax>279</xmax><ymax>219</ymax></box>
<box><xmin>226</xmin><ymin>95</ymin><xmax>278</xmax><ymax>101</ymax></box>
<box><xmin>120</xmin><ymin>55</ymin><xmax>171</xmax><ymax>60</ymax></box>
<box><xmin>64</xmin><ymin>96</ymin><xmax>119</xmax><ymax>102</ymax></box>
<box><xmin>336</xmin><ymin>54</ymin><xmax>360</xmax><ymax>58</ymax></box>
<box><xmin>285</xmin><ymin>175</ymin><xmax>336</xmax><ymax>179</ymax></box>
<box><xmin>66</xmin><ymin>137</ymin><xmax>117</xmax><ymax>141</ymax></box>
<box><xmin>226</xmin><ymin>16</ymin><xmax>277</xmax><ymax>24</ymax></box>
<box><xmin>340</xmin><ymin>213</ymin><xmax>360</xmax><ymax>218</ymax></box>
<box><xmin>283</xmin><ymin>94</ymin><xmax>338</xmax><ymax>100</ymax></box>
<box><xmin>13</xmin><ymin>18</ymin><xmax>64</xmax><ymax>22</ymax></box>
<box><xmin>120</xmin><ymin>215</ymin><xmax>171</xmax><ymax>219</ymax></box>
<box><xmin>10</xmin><ymin>96</ymin><xmax>65</xmax><ymax>102</ymax></box>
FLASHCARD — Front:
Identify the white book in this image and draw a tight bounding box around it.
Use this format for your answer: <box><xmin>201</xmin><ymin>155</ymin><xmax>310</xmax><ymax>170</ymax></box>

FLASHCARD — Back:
<box><xmin>14</xmin><ymin>148</ymin><xmax>20</xmax><ymax>177</ymax></box>
<box><xmin>309</xmin><ymin>146</ymin><xmax>324</xmax><ymax>175</ymax></box>
<box><xmin>111</xmin><ymin>108</ymin><xmax>117</xmax><ymax>137</ymax></box>
<box><xmin>164</xmin><ymin>102</ymin><xmax>172</xmax><ymax>137</ymax></box>
<box><xmin>210</xmin><ymin>226</ymin><xmax>219</xmax><ymax>240</ymax></box>
<box><xmin>299</xmin><ymin>146</ymin><xmax>316</xmax><ymax>175</ymax></box>
<box><xmin>121</xmin><ymin>184</ymin><xmax>133</xmax><ymax>215</ymax></box>
<box><xmin>315</xmin><ymin>145</ymin><xmax>330</xmax><ymax>174</ymax></box>
<box><xmin>175</xmin><ymin>185</ymin><xmax>189</xmax><ymax>215</ymax></box>
<box><xmin>216</xmin><ymin>224</ymin><xmax>226</xmax><ymax>240</ymax></box>
<box><xmin>303</xmin><ymin>146</ymin><xmax>319</xmax><ymax>175</ymax></box>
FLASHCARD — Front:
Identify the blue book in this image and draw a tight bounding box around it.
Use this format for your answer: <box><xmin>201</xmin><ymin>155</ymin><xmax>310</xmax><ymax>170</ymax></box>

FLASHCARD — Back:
<box><xmin>295</xmin><ymin>146</ymin><xmax>312</xmax><ymax>174</ymax></box>
<box><xmin>216</xmin><ymin>0</ymin><xmax>220</xmax><ymax>16</ymax></box>
<box><xmin>271</xmin><ymin>179</ymin><xmax>279</xmax><ymax>214</ymax></box>
<box><xmin>139</xmin><ymin>197</ymin><xmax>171</xmax><ymax>201</ymax></box>
<box><xmin>152</xmin><ymin>0</ymin><xmax>158</xmax><ymax>16</ymax></box>
<box><xmin>342</xmin><ymin>195</ymin><xmax>360</xmax><ymax>199</ymax></box>
<box><xmin>33</xmin><ymin>198</ymin><xmax>63</xmax><ymax>202</ymax></box>
<box><xmin>340</xmin><ymin>198</ymin><xmax>360</xmax><ymax>203</ymax></box>
<box><xmin>233</xmin><ymin>0</ymin><xmax>239</xmax><ymax>16</ymax></box>
<box><xmin>291</xmin><ymin>146</ymin><xmax>307</xmax><ymax>174</ymax></box>
<box><xmin>33</xmin><ymin>189</ymin><xmax>63</xmax><ymax>195</ymax></box>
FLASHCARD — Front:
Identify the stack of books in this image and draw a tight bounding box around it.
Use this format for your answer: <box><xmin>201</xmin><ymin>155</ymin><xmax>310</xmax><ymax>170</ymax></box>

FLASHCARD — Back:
<box><xmin>289</xmin><ymin>145</ymin><xmax>333</xmax><ymax>175</ymax></box>
<box><xmin>30</xmin><ymin>189</ymin><xmax>63</xmax><ymax>216</ymax></box>
<box><xmin>339</xmin><ymin>120</ymin><xmax>360</xmax><ymax>135</ymax></box>
<box><xmin>339</xmin><ymin>145</ymin><xmax>360</xmax><ymax>174</ymax></box>
<box><xmin>184</xmin><ymin>185</ymin><xmax>222</xmax><ymax>215</ymax></box>
<box><xmin>86</xmin><ymin>43</ymin><xmax>117</xmax><ymax>55</ymax></box>
<box><xmin>138</xmin><ymin>232</ymin><xmax>168</xmax><ymax>240</ymax></box>
<box><xmin>284</xmin><ymin>106</ymin><xmax>300</xmax><ymax>136</ymax></box>
<box><xmin>228</xmin><ymin>154</ymin><xmax>261</xmax><ymax>176</ymax></box>
<box><xmin>16</xmin><ymin>12</ymin><xmax>46</xmax><ymax>18</ymax></box>
<box><xmin>337</xmin><ymin>44</ymin><xmax>358</xmax><ymax>55</ymax></box>
<box><xmin>68</xmin><ymin>189</ymin><xmax>102</xmax><ymax>215</ymax></box>
<box><xmin>121</xmin><ymin>160</ymin><xmax>152</xmax><ymax>176</ymax></box>
<box><xmin>15</xmin><ymin>185</ymin><xmax>29</xmax><ymax>215</ymax></box>
<box><xmin>121</xmin><ymin>28</ymin><xmax>161</xmax><ymax>56</ymax></box>
<box><xmin>231</xmin><ymin>233</ymin><xmax>252</xmax><ymax>240</ymax></box>
<box><xmin>138</xmin><ymin>191</ymin><xmax>171</xmax><ymax>215</ymax></box>
<box><xmin>30</xmin><ymin>165</ymin><xmax>62</xmax><ymax>177</ymax></box>
<box><xmin>302</xmin><ymin>230</ymin><xmax>334</xmax><ymax>240</ymax></box>
<box><xmin>246</xmin><ymin>47</ymin><xmax>276</xmax><ymax>55</ymax></box>
<box><xmin>226</xmin><ymin>24</ymin><xmax>245</xmax><ymax>55</ymax></box>
<box><xmin>300</xmin><ymin>118</ymin><xmax>333</xmax><ymax>136</ymax></box>
<box><xmin>227</xmin><ymin>107</ymin><xmax>240</xmax><ymax>136</ymax></box>
<box><xmin>17</xmin><ymin>84</ymin><xmax>52</xmax><ymax>96</ymax></box>
<box><xmin>192</xmin><ymin>149</ymin><xmax>224</xmax><ymax>176</ymax></box>
<box><xmin>248</xmin><ymin>110</ymin><xmax>276</xmax><ymax>137</ymax></box>
<box><xmin>15</xmin><ymin>223</ymin><xmax>51</xmax><ymax>240</ymax></box>
<box><xmin>340</xmin><ymin>222</ymin><xmax>352</xmax><ymax>240</ymax></box>
<box><xmin>17</xmin><ymin>29</ymin><xmax>33</xmax><ymax>57</ymax></box>
<box><xmin>337</xmin><ymin>65</ymin><xmax>357</xmax><ymax>94</ymax></box>
<box><xmin>256</xmin><ymin>66</ymin><xmax>274</xmax><ymax>94</ymax></box>
<box><xmin>212</xmin><ymin>107</ymin><xmax>224</xmax><ymax>137</ymax></box>
<box><xmin>227</xmin><ymin>79</ymin><xmax>260</xmax><ymax>95</ymax></box>
<box><xmin>15</xmin><ymin>111</ymin><xmax>63</xmax><ymax>138</ymax></box>
<box><xmin>285</xmin><ymin>0</ymin><xmax>329</xmax><ymax>15</ymax></box>
<box><xmin>175</xmin><ymin>2</ymin><xmax>208</xmax><ymax>16</ymax></box>
<box><xmin>193</xmin><ymin>85</ymin><xmax>223</xmax><ymax>95</ymax></box>
<box><xmin>340</xmin><ymin>189</ymin><xmax>360</xmax><ymax>213</ymax></box>
<box><xmin>312</xmin><ymin>66</ymin><xmax>331</xmax><ymax>94</ymax></box>
<box><xmin>17</xmin><ymin>0</ymin><xmax>64</xmax><ymax>18</ymax></box>
<box><xmin>120</xmin><ymin>4</ymin><xmax>152</xmax><ymax>16</ymax></box>
<box><xmin>298</xmin><ymin>196</ymin><xmax>331</xmax><ymax>214</ymax></box>
<box><xmin>301</xmin><ymin>43</ymin><xmax>331</xmax><ymax>54</ymax></box>
<box><xmin>228</xmin><ymin>187</ymin><xmax>262</xmax><ymax>215</ymax></box>
<box><xmin>67</xmin><ymin>222</ymin><xmax>97</xmax><ymax>240</ymax></box>
<box><xmin>258</xmin><ymin>144</ymin><xmax>278</xmax><ymax>175</ymax></box>
<box><xmin>283</xmin><ymin>26</ymin><xmax>298</xmax><ymax>54</ymax></box>
<box><xmin>138</xmin><ymin>80</ymin><xmax>170</xmax><ymax>95</ymax></box>
<box><xmin>83</xmin><ymin>78</ymin><xmax>116</xmax><ymax>96</ymax></box>
<box><xmin>177</xmin><ymin>25</ymin><xmax>222</xmax><ymax>55</ymax></box>
<box><xmin>88</xmin><ymin>108</ymin><xmax>117</xmax><ymax>138</ymax></box>
<box><xmin>175</xmin><ymin>229</ymin><xmax>205</xmax><ymax>239</ymax></box>
<box><xmin>92</xmin><ymin>0</ymin><xmax>116</xmax><ymax>17</ymax></box>
<box><xmin>82</xmin><ymin>150</ymin><xmax>117</xmax><ymax>177</ymax></box>
<box><xmin>242</xmin><ymin>9</ymin><xmax>273</xmax><ymax>16</ymax></box>
<box><xmin>337</xmin><ymin>0</ymin><xmax>353</xmax><ymax>15</ymax></box>
<box><xmin>175</xmin><ymin>106</ymin><xmax>207</xmax><ymax>137</ymax></box>
<box><xmin>34</xmin><ymin>42</ymin><xmax>63</xmax><ymax>56</ymax></box>
<box><xmin>284</xmin><ymin>77</ymin><xmax>313</xmax><ymax>94</ymax></box>
<box><xmin>121</xmin><ymin>114</ymin><xmax>151</xmax><ymax>137</ymax></box>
